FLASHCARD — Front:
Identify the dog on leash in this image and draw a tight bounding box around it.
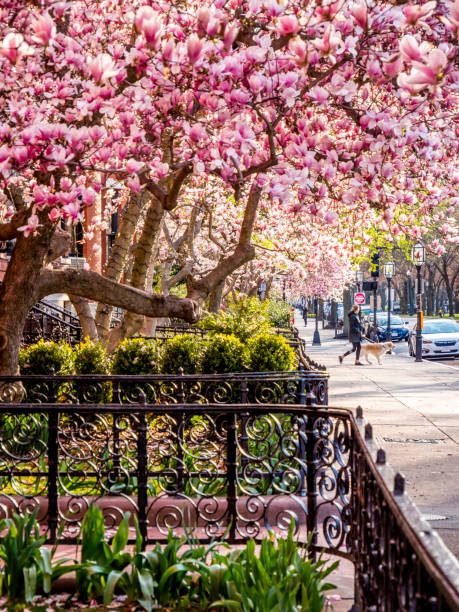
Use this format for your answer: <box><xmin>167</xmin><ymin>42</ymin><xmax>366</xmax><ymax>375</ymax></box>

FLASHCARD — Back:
<box><xmin>360</xmin><ymin>341</ymin><xmax>395</xmax><ymax>365</ymax></box>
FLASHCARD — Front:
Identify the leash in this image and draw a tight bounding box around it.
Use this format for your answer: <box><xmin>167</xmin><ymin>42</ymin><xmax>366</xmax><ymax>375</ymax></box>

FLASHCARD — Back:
<box><xmin>362</xmin><ymin>335</ymin><xmax>377</xmax><ymax>344</ymax></box>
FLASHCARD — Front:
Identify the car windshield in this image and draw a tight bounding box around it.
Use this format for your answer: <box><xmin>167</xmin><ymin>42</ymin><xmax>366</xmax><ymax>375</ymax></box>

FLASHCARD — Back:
<box><xmin>377</xmin><ymin>315</ymin><xmax>403</xmax><ymax>326</ymax></box>
<box><xmin>422</xmin><ymin>321</ymin><xmax>459</xmax><ymax>334</ymax></box>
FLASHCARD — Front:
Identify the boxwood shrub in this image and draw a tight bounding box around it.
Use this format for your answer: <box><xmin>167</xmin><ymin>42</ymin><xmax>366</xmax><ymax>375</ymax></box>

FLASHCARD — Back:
<box><xmin>19</xmin><ymin>339</ymin><xmax>73</xmax><ymax>375</ymax></box>
<box><xmin>200</xmin><ymin>334</ymin><xmax>247</xmax><ymax>374</ymax></box>
<box><xmin>74</xmin><ymin>338</ymin><xmax>110</xmax><ymax>374</ymax></box>
<box><xmin>161</xmin><ymin>334</ymin><xmax>204</xmax><ymax>374</ymax></box>
<box><xmin>74</xmin><ymin>338</ymin><xmax>112</xmax><ymax>403</ymax></box>
<box><xmin>247</xmin><ymin>333</ymin><xmax>295</xmax><ymax>372</ymax></box>
<box><xmin>111</xmin><ymin>338</ymin><xmax>161</xmax><ymax>375</ymax></box>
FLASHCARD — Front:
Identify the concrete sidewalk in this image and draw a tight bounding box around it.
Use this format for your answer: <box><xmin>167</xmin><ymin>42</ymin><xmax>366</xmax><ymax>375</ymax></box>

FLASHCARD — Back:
<box><xmin>295</xmin><ymin>310</ymin><xmax>459</xmax><ymax>559</ymax></box>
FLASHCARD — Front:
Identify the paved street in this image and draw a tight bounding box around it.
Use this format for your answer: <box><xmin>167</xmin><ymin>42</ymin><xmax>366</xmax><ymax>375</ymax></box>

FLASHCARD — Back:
<box><xmin>296</xmin><ymin>311</ymin><xmax>459</xmax><ymax>560</ymax></box>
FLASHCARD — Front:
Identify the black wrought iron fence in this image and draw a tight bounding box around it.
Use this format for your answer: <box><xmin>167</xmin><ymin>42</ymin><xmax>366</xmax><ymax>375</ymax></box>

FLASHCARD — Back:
<box><xmin>0</xmin><ymin>402</ymin><xmax>457</xmax><ymax>610</ymax></box>
<box><xmin>0</xmin><ymin>369</ymin><xmax>329</xmax><ymax>406</ymax></box>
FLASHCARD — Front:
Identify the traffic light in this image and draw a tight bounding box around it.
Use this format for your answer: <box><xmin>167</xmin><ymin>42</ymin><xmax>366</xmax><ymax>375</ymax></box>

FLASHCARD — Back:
<box><xmin>370</xmin><ymin>252</ymin><xmax>379</xmax><ymax>278</ymax></box>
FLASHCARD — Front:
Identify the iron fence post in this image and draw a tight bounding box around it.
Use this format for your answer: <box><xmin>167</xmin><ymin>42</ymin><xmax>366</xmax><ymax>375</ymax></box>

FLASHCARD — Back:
<box><xmin>136</xmin><ymin>396</ymin><xmax>148</xmax><ymax>549</ymax></box>
<box><xmin>297</xmin><ymin>366</ymin><xmax>307</xmax><ymax>497</ymax></box>
<box><xmin>226</xmin><ymin>412</ymin><xmax>238</xmax><ymax>542</ymax></box>
<box><xmin>112</xmin><ymin>381</ymin><xmax>121</xmax><ymax>479</ymax></box>
<box><xmin>47</xmin><ymin>408</ymin><xmax>59</xmax><ymax>543</ymax></box>
<box><xmin>176</xmin><ymin>368</ymin><xmax>185</xmax><ymax>493</ymax></box>
<box><xmin>305</xmin><ymin>389</ymin><xmax>318</xmax><ymax>554</ymax></box>
<box><xmin>240</xmin><ymin>379</ymin><xmax>249</xmax><ymax>470</ymax></box>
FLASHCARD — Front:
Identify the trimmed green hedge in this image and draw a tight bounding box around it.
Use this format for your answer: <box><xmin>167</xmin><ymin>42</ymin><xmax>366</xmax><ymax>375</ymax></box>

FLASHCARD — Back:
<box><xmin>111</xmin><ymin>338</ymin><xmax>161</xmax><ymax>375</ymax></box>
<box><xmin>247</xmin><ymin>333</ymin><xmax>296</xmax><ymax>372</ymax></box>
<box><xmin>20</xmin><ymin>331</ymin><xmax>296</xmax><ymax>377</ymax></box>
<box><xmin>19</xmin><ymin>339</ymin><xmax>73</xmax><ymax>375</ymax></box>
<box><xmin>161</xmin><ymin>334</ymin><xmax>204</xmax><ymax>374</ymax></box>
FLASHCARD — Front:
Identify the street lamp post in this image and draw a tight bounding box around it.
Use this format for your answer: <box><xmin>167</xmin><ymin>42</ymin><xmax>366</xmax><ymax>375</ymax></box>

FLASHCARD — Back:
<box><xmin>383</xmin><ymin>261</ymin><xmax>395</xmax><ymax>340</ymax></box>
<box><xmin>406</xmin><ymin>271</ymin><xmax>412</xmax><ymax>315</ymax></box>
<box><xmin>356</xmin><ymin>269</ymin><xmax>364</xmax><ymax>322</ymax></box>
<box><xmin>356</xmin><ymin>269</ymin><xmax>363</xmax><ymax>292</ymax></box>
<box><xmin>312</xmin><ymin>296</ymin><xmax>321</xmax><ymax>345</ymax></box>
<box><xmin>412</xmin><ymin>242</ymin><xmax>425</xmax><ymax>362</ymax></box>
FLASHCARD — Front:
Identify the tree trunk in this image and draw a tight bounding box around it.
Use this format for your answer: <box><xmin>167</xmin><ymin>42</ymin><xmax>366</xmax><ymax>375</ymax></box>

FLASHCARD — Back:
<box><xmin>342</xmin><ymin>290</ymin><xmax>352</xmax><ymax>338</ymax></box>
<box><xmin>0</xmin><ymin>217</ymin><xmax>56</xmax><ymax>374</ymax></box>
<box><xmin>69</xmin><ymin>295</ymin><xmax>98</xmax><ymax>340</ymax></box>
<box><xmin>105</xmin><ymin>197</ymin><xmax>164</xmax><ymax>348</ymax></box>
<box><xmin>400</xmin><ymin>281</ymin><xmax>407</xmax><ymax>314</ymax></box>
<box><xmin>95</xmin><ymin>191</ymin><xmax>150</xmax><ymax>337</ymax></box>
<box><xmin>446</xmin><ymin>284</ymin><xmax>455</xmax><ymax>316</ymax></box>
<box><xmin>208</xmin><ymin>280</ymin><xmax>225</xmax><ymax>313</ymax></box>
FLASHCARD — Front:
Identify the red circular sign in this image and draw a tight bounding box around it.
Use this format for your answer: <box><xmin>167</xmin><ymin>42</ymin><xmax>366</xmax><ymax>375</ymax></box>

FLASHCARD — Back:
<box><xmin>354</xmin><ymin>292</ymin><xmax>365</xmax><ymax>305</ymax></box>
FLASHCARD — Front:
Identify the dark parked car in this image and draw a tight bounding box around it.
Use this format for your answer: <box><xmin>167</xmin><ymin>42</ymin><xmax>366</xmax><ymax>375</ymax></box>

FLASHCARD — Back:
<box><xmin>363</xmin><ymin>314</ymin><xmax>410</xmax><ymax>342</ymax></box>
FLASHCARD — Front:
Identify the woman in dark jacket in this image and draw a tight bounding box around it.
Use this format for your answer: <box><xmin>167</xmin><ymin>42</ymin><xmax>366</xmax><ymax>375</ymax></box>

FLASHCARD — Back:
<box><xmin>339</xmin><ymin>305</ymin><xmax>364</xmax><ymax>365</ymax></box>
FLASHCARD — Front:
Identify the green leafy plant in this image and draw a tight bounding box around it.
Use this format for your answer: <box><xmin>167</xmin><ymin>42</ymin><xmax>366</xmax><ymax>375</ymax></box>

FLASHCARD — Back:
<box><xmin>19</xmin><ymin>339</ymin><xmax>73</xmax><ymax>375</ymax></box>
<box><xmin>199</xmin><ymin>521</ymin><xmax>338</xmax><ymax>612</ymax></box>
<box><xmin>0</xmin><ymin>510</ymin><xmax>74</xmax><ymax>605</ymax></box>
<box><xmin>111</xmin><ymin>338</ymin><xmax>161</xmax><ymax>375</ymax></box>
<box><xmin>161</xmin><ymin>334</ymin><xmax>204</xmax><ymax>374</ymax></box>
<box><xmin>76</xmin><ymin>504</ymin><xmax>134</xmax><ymax>603</ymax></box>
<box><xmin>200</xmin><ymin>296</ymin><xmax>271</xmax><ymax>342</ymax></box>
<box><xmin>200</xmin><ymin>334</ymin><xmax>247</xmax><ymax>374</ymax></box>
<box><xmin>74</xmin><ymin>338</ymin><xmax>110</xmax><ymax>374</ymax></box>
<box><xmin>247</xmin><ymin>333</ymin><xmax>296</xmax><ymax>372</ymax></box>
<box><xmin>265</xmin><ymin>300</ymin><xmax>292</xmax><ymax>328</ymax></box>
<box><xmin>74</xmin><ymin>338</ymin><xmax>112</xmax><ymax>403</ymax></box>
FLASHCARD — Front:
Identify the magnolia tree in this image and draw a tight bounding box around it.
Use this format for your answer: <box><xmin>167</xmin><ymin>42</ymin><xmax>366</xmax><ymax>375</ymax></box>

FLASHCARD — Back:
<box><xmin>0</xmin><ymin>0</ymin><xmax>458</xmax><ymax>373</ymax></box>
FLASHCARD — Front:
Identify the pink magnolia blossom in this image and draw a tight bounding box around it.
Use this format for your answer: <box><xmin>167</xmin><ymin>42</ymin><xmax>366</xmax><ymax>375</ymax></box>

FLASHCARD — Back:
<box><xmin>403</xmin><ymin>1</ymin><xmax>436</xmax><ymax>25</ymax></box>
<box><xmin>126</xmin><ymin>175</ymin><xmax>141</xmax><ymax>192</ymax></box>
<box><xmin>141</xmin><ymin>15</ymin><xmax>163</xmax><ymax>50</ymax></box>
<box><xmin>398</xmin><ymin>48</ymin><xmax>447</xmax><ymax>92</ymax></box>
<box><xmin>383</xmin><ymin>55</ymin><xmax>402</xmax><ymax>78</ymax></box>
<box><xmin>399</xmin><ymin>35</ymin><xmax>422</xmax><ymax>62</ymax></box>
<box><xmin>87</xmin><ymin>53</ymin><xmax>119</xmax><ymax>82</ymax></box>
<box><xmin>308</xmin><ymin>86</ymin><xmax>329</xmax><ymax>104</ymax></box>
<box><xmin>162</xmin><ymin>39</ymin><xmax>175</xmax><ymax>62</ymax></box>
<box><xmin>18</xmin><ymin>214</ymin><xmax>40</xmax><ymax>237</ymax></box>
<box><xmin>0</xmin><ymin>33</ymin><xmax>33</xmax><ymax>64</ymax></box>
<box><xmin>350</xmin><ymin>2</ymin><xmax>367</xmax><ymax>29</ymax></box>
<box><xmin>12</xmin><ymin>146</ymin><xmax>30</xmax><ymax>165</ymax></box>
<box><xmin>324</xmin><ymin>211</ymin><xmax>339</xmax><ymax>225</ymax></box>
<box><xmin>32</xmin><ymin>13</ymin><xmax>56</xmax><ymax>46</ymax></box>
<box><xmin>289</xmin><ymin>38</ymin><xmax>307</xmax><ymax>64</ymax></box>
<box><xmin>135</xmin><ymin>6</ymin><xmax>156</xmax><ymax>31</ymax></box>
<box><xmin>189</xmin><ymin>124</ymin><xmax>206</xmax><ymax>143</ymax></box>
<box><xmin>277</xmin><ymin>16</ymin><xmax>300</xmax><ymax>36</ymax></box>
<box><xmin>224</xmin><ymin>24</ymin><xmax>239</xmax><ymax>50</ymax></box>
<box><xmin>450</xmin><ymin>0</ymin><xmax>459</xmax><ymax>27</ymax></box>
<box><xmin>187</xmin><ymin>35</ymin><xmax>203</xmax><ymax>64</ymax></box>
<box><xmin>245</xmin><ymin>46</ymin><xmax>267</xmax><ymax>62</ymax></box>
<box><xmin>126</xmin><ymin>159</ymin><xmax>144</xmax><ymax>174</ymax></box>
<box><xmin>49</xmin><ymin>208</ymin><xmax>61</xmax><ymax>222</ymax></box>
<box><xmin>62</xmin><ymin>201</ymin><xmax>82</xmax><ymax>223</ymax></box>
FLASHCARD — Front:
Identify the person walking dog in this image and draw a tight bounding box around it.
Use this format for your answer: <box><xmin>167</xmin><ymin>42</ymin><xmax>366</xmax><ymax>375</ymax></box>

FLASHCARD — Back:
<box><xmin>339</xmin><ymin>305</ymin><xmax>365</xmax><ymax>366</ymax></box>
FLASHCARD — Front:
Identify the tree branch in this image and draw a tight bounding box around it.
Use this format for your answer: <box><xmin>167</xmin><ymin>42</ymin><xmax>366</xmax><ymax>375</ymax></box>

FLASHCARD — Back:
<box><xmin>0</xmin><ymin>208</ymin><xmax>30</xmax><ymax>241</ymax></box>
<box><xmin>187</xmin><ymin>182</ymin><xmax>261</xmax><ymax>301</ymax></box>
<box><xmin>38</xmin><ymin>269</ymin><xmax>200</xmax><ymax>322</ymax></box>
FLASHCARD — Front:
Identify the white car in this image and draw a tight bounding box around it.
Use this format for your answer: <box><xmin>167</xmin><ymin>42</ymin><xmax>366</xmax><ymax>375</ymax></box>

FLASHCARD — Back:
<box><xmin>408</xmin><ymin>319</ymin><xmax>459</xmax><ymax>358</ymax></box>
